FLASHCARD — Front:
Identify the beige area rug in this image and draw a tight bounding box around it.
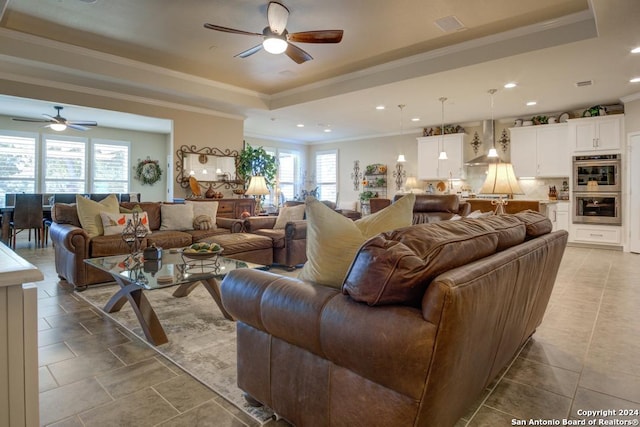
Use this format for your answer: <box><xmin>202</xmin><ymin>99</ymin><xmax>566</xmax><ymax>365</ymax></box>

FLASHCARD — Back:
<box><xmin>75</xmin><ymin>270</ymin><xmax>296</xmax><ymax>425</ymax></box>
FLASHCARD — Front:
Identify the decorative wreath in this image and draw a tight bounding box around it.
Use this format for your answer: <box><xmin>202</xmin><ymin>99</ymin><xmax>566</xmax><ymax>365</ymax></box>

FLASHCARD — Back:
<box><xmin>135</xmin><ymin>157</ymin><xmax>162</xmax><ymax>185</ymax></box>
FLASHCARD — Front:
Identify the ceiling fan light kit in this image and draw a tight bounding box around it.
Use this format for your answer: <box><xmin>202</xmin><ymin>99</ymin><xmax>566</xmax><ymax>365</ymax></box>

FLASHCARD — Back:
<box><xmin>204</xmin><ymin>1</ymin><xmax>343</xmax><ymax>64</ymax></box>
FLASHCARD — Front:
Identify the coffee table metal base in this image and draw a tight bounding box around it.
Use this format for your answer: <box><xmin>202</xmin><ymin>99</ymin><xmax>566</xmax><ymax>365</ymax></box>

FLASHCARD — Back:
<box><xmin>104</xmin><ymin>274</ymin><xmax>232</xmax><ymax>346</ymax></box>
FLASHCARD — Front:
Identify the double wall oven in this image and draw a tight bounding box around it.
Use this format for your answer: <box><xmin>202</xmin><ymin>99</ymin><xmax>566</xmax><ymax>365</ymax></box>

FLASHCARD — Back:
<box><xmin>572</xmin><ymin>154</ymin><xmax>621</xmax><ymax>225</ymax></box>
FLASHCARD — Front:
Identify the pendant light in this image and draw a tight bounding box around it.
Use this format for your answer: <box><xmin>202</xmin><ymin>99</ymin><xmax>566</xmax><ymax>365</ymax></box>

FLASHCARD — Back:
<box><xmin>438</xmin><ymin>97</ymin><xmax>448</xmax><ymax>160</ymax></box>
<box><xmin>487</xmin><ymin>89</ymin><xmax>499</xmax><ymax>159</ymax></box>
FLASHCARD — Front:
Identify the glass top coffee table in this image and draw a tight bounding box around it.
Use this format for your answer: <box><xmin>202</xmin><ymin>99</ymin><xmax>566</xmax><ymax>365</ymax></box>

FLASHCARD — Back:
<box><xmin>85</xmin><ymin>251</ymin><xmax>266</xmax><ymax>345</ymax></box>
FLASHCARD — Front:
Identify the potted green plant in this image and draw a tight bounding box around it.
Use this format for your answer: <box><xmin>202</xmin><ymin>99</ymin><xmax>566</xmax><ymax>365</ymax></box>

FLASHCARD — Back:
<box><xmin>359</xmin><ymin>190</ymin><xmax>377</xmax><ymax>203</ymax></box>
<box><xmin>237</xmin><ymin>143</ymin><xmax>278</xmax><ymax>189</ymax></box>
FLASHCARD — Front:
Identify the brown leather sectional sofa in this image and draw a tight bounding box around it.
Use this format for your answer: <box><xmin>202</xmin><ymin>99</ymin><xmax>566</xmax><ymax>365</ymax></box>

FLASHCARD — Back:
<box><xmin>49</xmin><ymin>201</ymin><xmax>243</xmax><ymax>289</ymax></box>
<box><xmin>243</xmin><ymin>216</ymin><xmax>307</xmax><ymax>270</ymax></box>
<box><xmin>221</xmin><ymin>211</ymin><xmax>568</xmax><ymax>426</ymax></box>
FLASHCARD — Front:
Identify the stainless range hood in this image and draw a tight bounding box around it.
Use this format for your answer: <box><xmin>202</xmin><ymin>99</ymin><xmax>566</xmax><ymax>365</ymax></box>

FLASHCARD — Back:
<box><xmin>464</xmin><ymin>120</ymin><xmax>497</xmax><ymax>166</ymax></box>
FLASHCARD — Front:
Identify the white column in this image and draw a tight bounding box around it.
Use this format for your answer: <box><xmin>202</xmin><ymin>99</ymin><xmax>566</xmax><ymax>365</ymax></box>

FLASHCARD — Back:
<box><xmin>0</xmin><ymin>244</ymin><xmax>43</xmax><ymax>427</ymax></box>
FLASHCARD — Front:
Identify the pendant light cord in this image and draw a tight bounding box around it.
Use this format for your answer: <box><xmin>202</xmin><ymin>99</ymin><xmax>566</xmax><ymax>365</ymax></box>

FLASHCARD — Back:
<box><xmin>438</xmin><ymin>97</ymin><xmax>448</xmax><ymax>160</ymax></box>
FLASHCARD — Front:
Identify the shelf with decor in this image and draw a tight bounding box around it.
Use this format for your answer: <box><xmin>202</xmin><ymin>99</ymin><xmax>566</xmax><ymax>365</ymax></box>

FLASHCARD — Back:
<box><xmin>359</xmin><ymin>164</ymin><xmax>388</xmax><ymax>215</ymax></box>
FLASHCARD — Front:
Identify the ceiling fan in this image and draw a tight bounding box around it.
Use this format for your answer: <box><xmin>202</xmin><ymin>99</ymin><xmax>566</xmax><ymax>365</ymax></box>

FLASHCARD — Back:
<box><xmin>11</xmin><ymin>106</ymin><xmax>98</xmax><ymax>131</ymax></box>
<box><xmin>204</xmin><ymin>1</ymin><xmax>343</xmax><ymax>64</ymax></box>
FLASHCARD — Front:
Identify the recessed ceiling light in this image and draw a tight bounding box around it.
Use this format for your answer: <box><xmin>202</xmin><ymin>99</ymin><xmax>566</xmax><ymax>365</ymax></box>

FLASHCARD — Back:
<box><xmin>411</xmin><ymin>117</ymin><xmax>420</xmax><ymax>122</ymax></box>
<box><xmin>296</xmin><ymin>123</ymin><xmax>304</xmax><ymax>128</ymax></box>
<box><xmin>504</xmin><ymin>82</ymin><xmax>517</xmax><ymax>89</ymax></box>
<box><xmin>631</xmin><ymin>47</ymin><xmax>640</xmax><ymax>54</ymax></box>
<box><xmin>631</xmin><ymin>77</ymin><xmax>640</xmax><ymax>83</ymax></box>
<box><xmin>375</xmin><ymin>105</ymin><xmax>385</xmax><ymax>110</ymax></box>
<box><xmin>324</xmin><ymin>128</ymin><xmax>332</xmax><ymax>133</ymax></box>
<box><xmin>526</xmin><ymin>101</ymin><xmax>537</xmax><ymax>106</ymax></box>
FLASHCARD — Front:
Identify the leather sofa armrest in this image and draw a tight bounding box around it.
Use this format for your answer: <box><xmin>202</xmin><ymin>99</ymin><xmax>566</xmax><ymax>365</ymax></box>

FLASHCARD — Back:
<box><xmin>458</xmin><ymin>202</ymin><xmax>471</xmax><ymax>216</ymax></box>
<box><xmin>285</xmin><ymin>220</ymin><xmax>307</xmax><ymax>240</ymax></box>
<box><xmin>244</xmin><ymin>216</ymin><xmax>278</xmax><ymax>232</ymax></box>
<box><xmin>50</xmin><ymin>222</ymin><xmax>90</xmax><ymax>256</ymax></box>
<box><xmin>216</xmin><ymin>217</ymin><xmax>244</xmax><ymax>233</ymax></box>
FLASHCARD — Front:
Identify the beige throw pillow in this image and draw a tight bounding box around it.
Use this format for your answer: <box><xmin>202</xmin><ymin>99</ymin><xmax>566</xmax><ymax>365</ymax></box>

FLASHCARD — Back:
<box><xmin>185</xmin><ymin>201</ymin><xmax>218</xmax><ymax>229</ymax></box>
<box><xmin>100</xmin><ymin>211</ymin><xmax>152</xmax><ymax>236</ymax></box>
<box><xmin>160</xmin><ymin>204</ymin><xmax>194</xmax><ymax>231</ymax></box>
<box><xmin>76</xmin><ymin>194</ymin><xmax>120</xmax><ymax>238</ymax></box>
<box><xmin>298</xmin><ymin>193</ymin><xmax>415</xmax><ymax>289</ymax></box>
<box><xmin>273</xmin><ymin>204</ymin><xmax>306</xmax><ymax>229</ymax></box>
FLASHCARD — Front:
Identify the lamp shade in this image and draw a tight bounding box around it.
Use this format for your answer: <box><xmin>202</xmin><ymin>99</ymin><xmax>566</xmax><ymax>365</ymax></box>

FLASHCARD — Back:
<box><xmin>245</xmin><ymin>176</ymin><xmax>270</xmax><ymax>196</ymax></box>
<box><xmin>397</xmin><ymin>154</ymin><xmax>406</xmax><ymax>162</ymax></box>
<box><xmin>405</xmin><ymin>176</ymin><xmax>418</xmax><ymax>189</ymax></box>
<box><xmin>480</xmin><ymin>162</ymin><xmax>523</xmax><ymax>195</ymax></box>
<box><xmin>587</xmin><ymin>180</ymin><xmax>599</xmax><ymax>191</ymax></box>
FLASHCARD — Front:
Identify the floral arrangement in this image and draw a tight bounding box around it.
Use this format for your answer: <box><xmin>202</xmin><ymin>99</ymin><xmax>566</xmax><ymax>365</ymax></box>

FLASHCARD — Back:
<box><xmin>134</xmin><ymin>157</ymin><xmax>162</xmax><ymax>185</ymax></box>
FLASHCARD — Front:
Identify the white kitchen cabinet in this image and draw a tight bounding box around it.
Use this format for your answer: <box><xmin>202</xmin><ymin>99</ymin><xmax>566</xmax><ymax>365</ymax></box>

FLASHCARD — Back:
<box><xmin>544</xmin><ymin>202</ymin><xmax>570</xmax><ymax>232</ymax></box>
<box><xmin>417</xmin><ymin>134</ymin><xmax>464</xmax><ymax>180</ymax></box>
<box><xmin>510</xmin><ymin>124</ymin><xmax>569</xmax><ymax>178</ymax></box>
<box><xmin>571</xmin><ymin>224</ymin><xmax>621</xmax><ymax>245</ymax></box>
<box><xmin>569</xmin><ymin>115</ymin><xmax>623</xmax><ymax>152</ymax></box>
<box><xmin>556</xmin><ymin>201</ymin><xmax>569</xmax><ymax>232</ymax></box>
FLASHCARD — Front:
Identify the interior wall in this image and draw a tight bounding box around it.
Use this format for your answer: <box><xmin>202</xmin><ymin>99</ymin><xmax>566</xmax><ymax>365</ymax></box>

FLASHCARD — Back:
<box><xmin>0</xmin><ymin>79</ymin><xmax>244</xmax><ymax>200</ymax></box>
<box><xmin>308</xmin><ymin>133</ymin><xmax>419</xmax><ymax>208</ymax></box>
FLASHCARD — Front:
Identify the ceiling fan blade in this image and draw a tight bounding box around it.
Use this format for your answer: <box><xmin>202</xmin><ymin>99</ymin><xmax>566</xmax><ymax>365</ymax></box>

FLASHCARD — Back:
<box><xmin>11</xmin><ymin>117</ymin><xmax>52</xmax><ymax>123</ymax></box>
<box><xmin>203</xmin><ymin>23</ymin><xmax>262</xmax><ymax>37</ymax></box>
<box><xmin>67</xmin><ymin>120</ymin><xmax>98</xmax><ymax>126</ymax></box>
<box><xmin>235</xmin><ymin>44</ymin><xmax>264</xmax><ymax>58</ymax></box>
<box><xmin>288</xmin><ymin>30</ymin><xmax>344</xmax><ymax>43</ymax></box>
<box><xmin>285</xmin><ymin>43</ymin><xmax>313</xmax><ymax>64</ymax></box>
<box><xmin>67</xmin><ymin>124</ymin><xmax>90</xmax><ymax>131</ymax></box>
<box><xmin>42</xmin><ymin>114</ymin><xmax>60</xmax><ymax>122</ymax></box>
<box><xmin>267</xmin><ymin>1</ymin><xmax>289</xmax><ymax>35</ymax></box>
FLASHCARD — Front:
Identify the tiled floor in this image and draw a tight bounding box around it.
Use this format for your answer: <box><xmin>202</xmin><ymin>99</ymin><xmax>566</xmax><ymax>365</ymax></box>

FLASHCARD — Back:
<box><xmin>12</xmin><ymin>235</ymin><xmax>640</xmax><ymax>426</ymax></box>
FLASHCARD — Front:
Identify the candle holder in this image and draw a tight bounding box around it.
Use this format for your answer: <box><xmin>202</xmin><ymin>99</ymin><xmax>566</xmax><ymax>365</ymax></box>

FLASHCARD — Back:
<box><xmin>121</xmin><ymin>211</ymin><xmax>148</xmax><ymax>266</ymax></box>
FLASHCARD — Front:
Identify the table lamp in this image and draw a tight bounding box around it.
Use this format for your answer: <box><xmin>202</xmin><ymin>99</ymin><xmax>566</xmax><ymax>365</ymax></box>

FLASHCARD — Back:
<box><xmin>245</xmin><ymin>175</ymin><xmax>270</xmax><ymax>214</ymax></box>
<box><xmin>480</xmin><ymin>162</ymin><xmax>523</xmax><ymax>214</ymax></box>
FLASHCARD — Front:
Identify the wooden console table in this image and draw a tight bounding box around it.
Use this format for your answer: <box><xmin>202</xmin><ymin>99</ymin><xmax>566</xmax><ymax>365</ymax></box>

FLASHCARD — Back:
<box><xmin>0</xmin><ymin>243</ymin><xmax>43</xmax><ymax>427</ymax></box>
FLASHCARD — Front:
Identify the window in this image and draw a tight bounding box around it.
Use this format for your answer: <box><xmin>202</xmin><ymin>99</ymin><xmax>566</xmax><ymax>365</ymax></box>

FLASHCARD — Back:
<box><xmin>0</xmin><ymin>130</ymin><xmax>132</xmax><ymax>206</ymax></box>
<box><xmin>44</xmin><ymin>135</ymin><xmax>87</xmax><ymax>193</ymax></box>
<box><xmin>277</xmin><ymin>150</ymin><xmax>299</xmax><ymax>204</ymax></box>
<box><xmin>315</xmin><ymin>150</ymin><xmax>337</xmax><ymax>202</ymax></box>
<box><xmin>92</xmin><ymin>140</ymin><xmax>130</xmax><ymax>193</ymax></box>
<box><xmin>260</xmin><ymin>147</ymin><xmax>301</xmax><ymax>208</ymax></box>
<box><xmin>0</xmin><ymin>131</ymin><xmax>37</xmax><ymax>207</ymax></box>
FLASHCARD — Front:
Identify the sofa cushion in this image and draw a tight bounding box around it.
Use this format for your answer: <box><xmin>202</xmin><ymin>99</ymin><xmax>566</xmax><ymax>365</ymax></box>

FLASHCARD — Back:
<box><xmin>514</xmin><ymin>210</ymin><xmax>553</xmax><ymax>238</ymax></box>
<box><xmin>76</xmin><ymin>194</ymin><xmax>120</xmax><ymax>238</ymax></box>
<box><xmin>476</xmin><ymin>215</ymin><xmax>526</xmax><ymax>251</ymax></box>
<box><xmin>160</xmin><ymin>204</ymin><xmax>194</xmax><ymax>231</ymax></box>
<box><xmin>100</xmin><ymin>211</ymin><xmax>152</xmax><ymax>236</ymax></box>
<box><xmin>187</xmin><ymin>228</ymin><xmax>231</xmax><ymax>241</ymax></box>
<box><xmin>253</xmin><ymin>229</ymin><xmax>286</xmax><ymax>248</ymax></box>
<box><xmin>343</xmin><ymin>219</ymin><xmax>499</xmax><ymax>306</ymax></box>
<box><xmin>145</xmin><ymin>230</ymin><xmax>193</xmax><ymax>249</ymax></box>
<box><xmin>298</xmin><ymin>194</ymin><xmax>415</xmax><ymax>289</ymax></box>
<box><xmin>185</xmin><ymin>201</ymin><xmax>218</xmax><ymax>230</ymax></box>
<box><xmin>273</xmin><ymin>204</ymin><xmax>305</xmax><ymax>229</ymax></box>
<box><xmin>119</xmin><ymin>202</ymin><xmax>162</xmax><ymax>231</ymax></box>
<box><xmin>90</xmin><ymin>234</ymin><xmax>142</xmax><ymax>257</ymax></box>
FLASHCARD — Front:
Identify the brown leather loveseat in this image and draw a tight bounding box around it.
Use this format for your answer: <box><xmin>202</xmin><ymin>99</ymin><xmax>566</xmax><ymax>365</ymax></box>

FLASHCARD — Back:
<box><xmin>221</xmin><ymin>211</ymin><xmax>568</xmax><ymax>426</ymax></box>
<box><xmin>395</xmin><ymin>193</ymin><xmax>471</xmax><ymax>223</ymax></box>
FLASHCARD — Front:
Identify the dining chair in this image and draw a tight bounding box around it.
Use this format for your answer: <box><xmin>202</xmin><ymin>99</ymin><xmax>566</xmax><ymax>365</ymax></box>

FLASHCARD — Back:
<box><xmin>10</xmin><ymin>194</ymin><xmax>44</xmax><ymax>249</ymax></box>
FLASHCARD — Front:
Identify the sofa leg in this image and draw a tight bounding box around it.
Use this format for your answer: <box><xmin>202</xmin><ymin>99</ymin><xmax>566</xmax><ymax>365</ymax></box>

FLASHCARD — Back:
<box><xmin>243</xmin><ymin>392</ymin><xmax>263</xmax><ymax>408</ymax></box>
